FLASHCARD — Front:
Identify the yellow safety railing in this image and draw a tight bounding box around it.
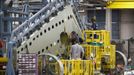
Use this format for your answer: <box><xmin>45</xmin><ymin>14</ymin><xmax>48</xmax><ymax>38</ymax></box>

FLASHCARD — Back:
<box><xmin>100</xmin><ymin>45</ymin><xmax>115</xmax><ymax>69</ymax></box>
<box><xmin>48</xmin><ymin>60</ymin><xmax>94</xmax><ymax>75</ymax></box>
<box><xmin>0</xmin><ymin>57</ymin><xmax>8</xmax><ymax>62</ymax></box>
<box><xmin>110</xmin><ymin>45</ymin><xmax>116</xmax><ymax>69</ymax></box>
<box><xmin>62</xmin><ymin>60</ymin><xmax>94</xmax><ymax>75</ymax></box>
<box><xmin>0</xmin><ymin>57</ymin><xmax>8</xmax><ymax>75</ymax></box>
<box><xmin>82</xmin><ymin>30</ymin><xmax>110</xmax><ymax>46</ymax></box>
<box><xmin>82</xmin><ymin>45</ymin><xmax>102</xmax><ymax>70</ymax></box>
<box><xmin>81</xmin><ymin>44</ymin><xmax>115</xmax><ymax>70</ymax></box>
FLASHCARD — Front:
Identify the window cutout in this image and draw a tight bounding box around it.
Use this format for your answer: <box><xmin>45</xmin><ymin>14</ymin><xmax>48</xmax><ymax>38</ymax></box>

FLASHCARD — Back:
<box><xmin>52</xmin><ymin>25</ymin><xmax>54</xmax><ymax>29</ymax></box>
<box><xmin>59</xmin><ymin>21</ymin><xmax>61</xmax><ymax>25</ymax></box>
<box><xmin>40</xmin><ymin>32</ymin><xmax>43</xmax><ymax>36</ymax></box>
<box><xmin>42</xmin><ymin>49</ymin><xmax>44</xmax><ymax>52</ymax></box>
<box><xmin>48</xmin><ymin>27</ymin><xmax>50</xmax><ymax>31</ymax></box>
<box><xmin>25</xmin><ymin>45</ymin><xmax>28</xmax><ymax>48</ymax></box>
<box><xmin>18</xmin><ymin>51</ymin><xmax>20</xmax><ymax>54</ymax></box>
<box><xmin>70</xmin><ymin>15</ymin><xmax>72</xmax><ymax>18</ymax></box>
<box><xmin>44</xmin><ymin>29</ymin><xmax>47</xmax><ymax>33</ymax></box>
<box><xmin>21</xmin><ymin>48</ymin><xmax>23</xmax><ymax>51</ymax></box>
<box><xmin>36</xmin><ymin>35</ymin><xmax>39</xmax><ymax>38</ymax></box>
<box><xmin>57</xmin><ymin>40</ymin><xmax>60</xmax><ymax>43</ymax></box>
<box><xmin>62</xmin><ymin>20</ymin><xmax>64</xmax><ymax>23</ymax></box>
<box><xmin>68</xmin><ymin>16</ymin><xmax>70</xmax><ymax>19</ymax></box>
<box><xmin>38</xmin><ymin>51</ymin><xmax>40</xmax><ymax>54</ymax></box>
<box><xmin>33</xmin><ymin>38</ymin><xmax>35</xmax><ymax>40</ymax></box>
<box><xmin>50</xmin><ymin>44</ymin><xmax>52</xmax><ymax>47</ymax></box>
<box><xmin>46</xmin><ymin>46</ymin><xmax>48</xmax><ymax>50</ymax></box>
<box><xmin>55</xmin><ymin>23</ymin><xmax>58</xmax><ymax>27</ymax></box>
<box><xmin>29</xmin><ymin>42</ymin><xmax>32</xmax><ymax>46</ymax></box>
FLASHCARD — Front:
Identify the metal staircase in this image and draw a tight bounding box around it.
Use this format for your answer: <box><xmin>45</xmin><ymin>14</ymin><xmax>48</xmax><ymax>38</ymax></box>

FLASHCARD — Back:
<box><xmin>73</xmin><ymin>3</ymin><xmax>86</xmax><ymax>30</ymax></box>
<box><xmin>11</xmin><ymin>0</ymin><xmax>64</xmax><ymax>43</ymax></box>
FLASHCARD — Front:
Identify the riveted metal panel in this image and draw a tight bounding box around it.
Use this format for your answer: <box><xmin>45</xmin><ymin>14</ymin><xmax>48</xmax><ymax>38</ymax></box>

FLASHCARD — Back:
<box><xmin>16</xmin><ymin>5</ymin><xmax>82</xmax><ymax>55</ymax></box>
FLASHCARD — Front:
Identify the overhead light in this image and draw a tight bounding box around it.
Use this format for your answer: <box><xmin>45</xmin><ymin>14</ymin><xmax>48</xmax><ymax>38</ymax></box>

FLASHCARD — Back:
<box><xmin>103</xmin><ymin>0</ymin><xmax>108</xmax><ymax>2</ymax></box>
<box><xmin>79</xmin><ymin>3</ymin><xmax>94</xmax><ymax>7</ymax></box>
<box><xmin>95</xmin><ymin>7</ymin><xmax>102</xmax><ymax>9</ymax></box>
<box><xmin>80</xmin><ymin>0</ymin><xmax>84</xmax><ymax>2</ymax></box>
<box><xmin>95</xmin><ymin>7</ymin><xmax>106</xmax><ymax>10</ymax></box>
<box><xmin>78</xmin><ymin>10</ymin><xmax>85</xmax><ymax>13</ymax></box>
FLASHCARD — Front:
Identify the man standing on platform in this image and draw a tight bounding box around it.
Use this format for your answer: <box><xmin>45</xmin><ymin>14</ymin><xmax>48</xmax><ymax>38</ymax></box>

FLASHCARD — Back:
<box><xmin>70</xmin><ymin>39</ymin><xmax>84</xmax><ymax>59</ymax></box>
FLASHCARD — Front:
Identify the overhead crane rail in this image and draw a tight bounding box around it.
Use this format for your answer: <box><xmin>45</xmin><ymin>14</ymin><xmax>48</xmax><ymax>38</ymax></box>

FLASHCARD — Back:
<box><xmin>107</xmin><ymin>0</ymin><xmax>134</xmax><ymax>9</ymax></box>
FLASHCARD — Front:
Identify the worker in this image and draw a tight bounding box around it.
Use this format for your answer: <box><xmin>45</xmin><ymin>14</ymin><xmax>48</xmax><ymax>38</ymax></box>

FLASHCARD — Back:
<box><xmin>91</xmin><ymin>17</ymin><xmax>98</xmax><ymax>30</ymax></box>
<box><xmin>70</xmin><ymin>31</ymin><xmax>79</xmax><ymax>44</ymax></box>
<box><xmin>70</xmin><ymin>39</ymin><xmax>84</xmax><ymax>59</ymax></box>
<box><xmin>0</xmin><ymin>40</ymin><xmax>4</xmax><ymax>57</ymax></box>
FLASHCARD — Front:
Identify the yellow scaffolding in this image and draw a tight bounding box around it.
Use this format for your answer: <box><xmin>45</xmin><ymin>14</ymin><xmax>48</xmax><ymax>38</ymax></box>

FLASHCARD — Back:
<box><xmin>81</xmin><ymin>44</ymin><xmax>115</xmax><ymax>71</ymax></box>
<box><xmin>62</xmin><ymin>60</ymin><xmax>94</xmax><ymax>75</ymax></box>
<box><xmin>0</xmin><ymin>57</ymin><xmax>8</xmax><ymax>62</ymax></box>
<box><xmin>0</xmin><ymin>57</ymin><xmax>8</xmax><ymax>75</ymax></box>
<box><xmin>82</xmin><ymin>30</ymin><xmax>110</xmax><ymax>46</ymax></box>
<box><xmin>81</xmin><ymin>30</ymin><xmax>115</xmax><ymax>71</ymax></box>
<box><xmin>48</xmin><ymin>60</ymin><xmax>94</xmax><ymax>75</ymax></box>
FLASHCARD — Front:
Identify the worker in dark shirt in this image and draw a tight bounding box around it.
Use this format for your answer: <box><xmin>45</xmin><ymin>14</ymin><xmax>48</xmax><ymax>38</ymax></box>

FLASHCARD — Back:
<box><xmin>91</xmin><ymin>17</ymin><xmax>98</xmax><ymax>30</ymax></box>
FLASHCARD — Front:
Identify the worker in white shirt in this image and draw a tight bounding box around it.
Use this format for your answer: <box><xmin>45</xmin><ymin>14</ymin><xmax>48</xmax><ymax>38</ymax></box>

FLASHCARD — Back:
<box><xmin>70</xmin><ymin>39</ymin><xmax>84</xmax><ymax>60</ymax></box>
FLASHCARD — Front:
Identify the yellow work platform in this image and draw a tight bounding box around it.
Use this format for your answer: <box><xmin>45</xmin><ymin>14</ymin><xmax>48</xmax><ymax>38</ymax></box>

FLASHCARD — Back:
<box><xmin>46</xmin><ymin>60</ymin><xmax>94</xmax><ymax>75</ymax></box>
<box><xmin>0</xmin><ymin>57</ymin><xmax>8</xmax><ymax>62</ymax></box>
<box><xmin>0</xmin><ymin>57</ymin><xmax>8</xmax><ymax>75</ymax></box>
<box><xmin>107</xmin><ymin>0</ymin><xmax>134</xmax><ymax>9</ymax></box>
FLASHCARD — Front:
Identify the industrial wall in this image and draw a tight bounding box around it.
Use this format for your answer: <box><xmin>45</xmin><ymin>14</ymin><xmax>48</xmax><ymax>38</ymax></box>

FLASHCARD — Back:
<box><xmin>87</xmin><ymin>10</ymin><xmax>120</xmax><ymax>39</ymax></box>
<box><xmin>120</xmin><ymin>10</ymin><xmax>134</xmax><ymax>39</ymax></box>
<box><xmin>120</xmin><ymin>10</ymin><xmax>134</xmax><ymax>65</ymax></box>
